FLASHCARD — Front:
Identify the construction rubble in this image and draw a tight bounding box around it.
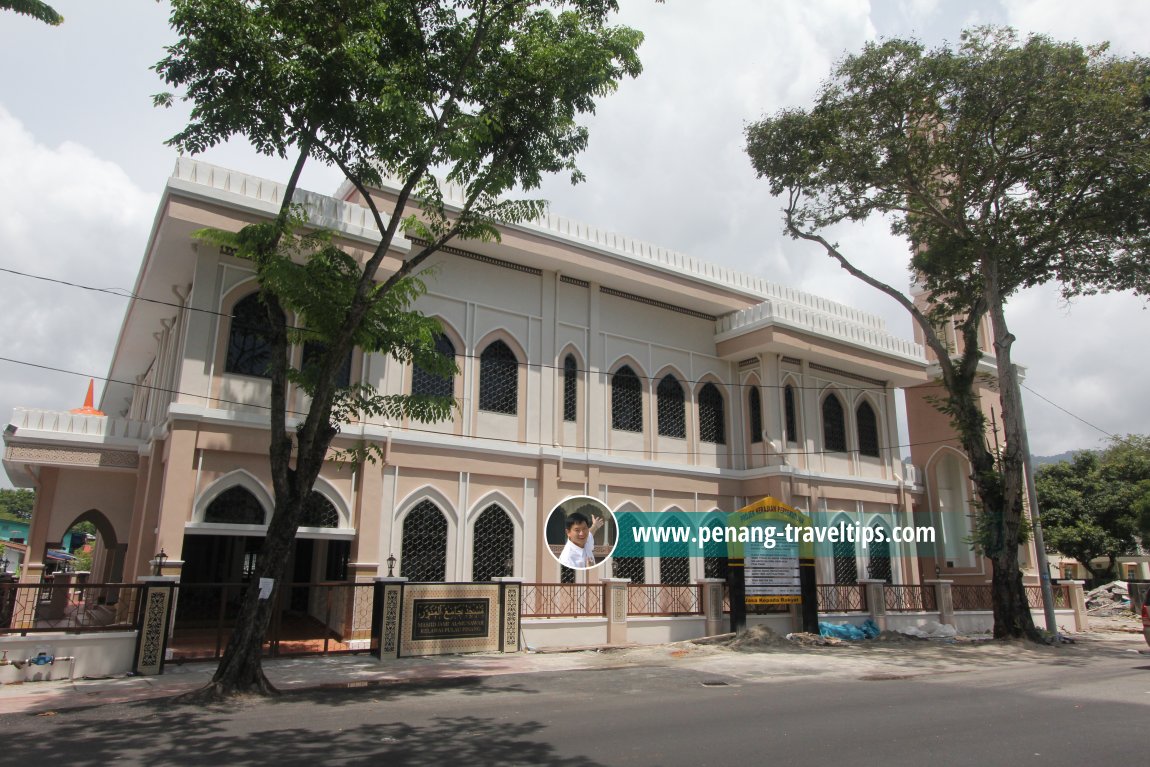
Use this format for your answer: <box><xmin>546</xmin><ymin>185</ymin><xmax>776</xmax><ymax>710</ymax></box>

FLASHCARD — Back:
<box><xmin>1085</xmin><ymin>580</ymin><xmax>1132</xmax><ymax>616</ymax></box>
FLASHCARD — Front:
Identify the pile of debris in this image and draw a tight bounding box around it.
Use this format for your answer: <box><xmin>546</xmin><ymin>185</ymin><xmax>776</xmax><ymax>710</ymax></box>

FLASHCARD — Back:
<box><xmin>1085</xmin><ymin>580</ymin><xmax>1131</xmax><ymax>616</ymax></box>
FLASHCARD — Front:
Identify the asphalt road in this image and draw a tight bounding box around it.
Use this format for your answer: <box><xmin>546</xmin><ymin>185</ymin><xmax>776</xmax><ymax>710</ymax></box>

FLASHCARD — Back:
<box><xmin>2</xmin><ymin>643</ymin><xmax>1147</xmax><ymax>766</ymax></box>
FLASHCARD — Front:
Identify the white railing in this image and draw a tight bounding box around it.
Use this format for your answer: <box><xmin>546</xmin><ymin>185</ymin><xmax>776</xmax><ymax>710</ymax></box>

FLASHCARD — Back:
<box><xmin>8</xmin><ymin>408</ymin><xmax>150</xmax><ymax>441</ymax></box>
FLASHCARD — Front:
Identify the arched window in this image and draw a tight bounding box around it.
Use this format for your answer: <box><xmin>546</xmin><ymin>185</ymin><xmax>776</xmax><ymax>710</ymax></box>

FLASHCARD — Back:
<box><xmin>400</xmin><ymin>500</ymin><xmax>448</xmax><ymax>581</ymax></box>
<box><xmin>611</xmin><ymin>366</ymin><xmax>642</xmax><ymax>432</ymax></box>
<box><xmin>857</xmin><ymin>401</ymin><xmax>880</xmax><ymax>457</ymax></box>
<box><xmin>657</xmin><ymin>374</ymin><xmax>686</xmax><ymax>438</ymax></box>
<box><xmin>822</xmin><ymin>394</ymin><xmax>847</xmax><ymax>453</ymax></box>
<box><xmin>300</xmin><ymin>492</ymin><xmax>340</xmax><ymax>528</ymax></box>
<box><xmin>868</xmin><ymin>525</ymin><xmax>892</xmax><ymax>584</ymax></box>
<box><xmin>478</xmin><ymin>340</ymin><xmax>518</xmax><ymax>414</ymax></box>
<box><xmin>833</xmin><ymin>538</ymin><xmax>858</xmax><ymax>585</ymax></box>
<box><xmin>226</xmin><ymin>293</ymin><xmax>273</xmax><ymax>378</ymax></box>
<box><xmin>748</xmin><ymin>387</ymin><xmax>763</xmax><ymax>444</ymax></box>
<box><xmin>472</xmin><ymin>504</ymin><xmax>515</xmax><ymax>581</ymax></box>
<box><xmin>784</xmin><ymin>384</ymin><xmax>798</xmax><ymax>444</ymax></box>
<box><xmin>612</xmin><ymin>556</ymin><xmax>645</xmax><ymax>584</ymax></box>
<box><xmin>703</xmin><ymin>518</ymin><xmax>729</xmax><ymax>580</ymax></box>
<box><xmin>562</xmin><ymin>354</ymin><xmax>578</xmax><ymax>423</ymax></box>
<box><xmin>698</xmin><ymin>383</ymin><xmax>726</xmax><ymax>444</ymax></box>
<box><xmin>560</xmin><ymin>565</ymin><xmax>576</xmax><ymax>584</ymax></box>
<box><xmin>301</xmin><ymin>341</ymin><xmax>352</xmax><ymax>389</ymax></box>
<box><xmin>204</xmin><ymin>486</ymin><xmax>266</xmax><ymax>525</ymax></box>
<box><xmin>659</xmin><ymin>516</ymin><xmax>690</xmax><ymax>584</ymax></box>
<box><xmin>412</xmin><ymin>333</ymin><xmax>456</xmax><ymax>398</ymax></box>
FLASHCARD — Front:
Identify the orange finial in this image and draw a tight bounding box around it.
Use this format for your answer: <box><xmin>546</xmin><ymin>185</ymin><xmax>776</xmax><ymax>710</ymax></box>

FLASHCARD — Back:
<box><xmin>70</xmin><ymin>379</ymin><xmax>105</xmax><ymax>416</ymax></box>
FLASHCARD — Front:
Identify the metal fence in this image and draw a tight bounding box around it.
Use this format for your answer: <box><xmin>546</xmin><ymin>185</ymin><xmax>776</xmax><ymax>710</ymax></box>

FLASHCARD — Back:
<box><xmin>521</xmin><ymin>583</ymin><xmax>603</xmax><ymax>617</ymax></box>
<box><xmin>884</xmin><ymin>585</ymin><xmax>938</xmax><ymax>612</ymax></box>
<box><xmin>816</xmin><ymin>584</ymin><xmax>868</xmax><ymax>612</ymax></box>
<box><xmin>168</xmin><ymin>581</ymin><xmax>375</xmax><ymax>662</ymax></box>
<box><xmin>951</xmin><ymin>584</ymin><xmax>993</xmax><ymax>611</ymax></box>
<box><xmin>627</xmin><ymin>584</ymin><xmax>702</xmax><ymax>616</ymax></box>
<box><xmin>0</xmin><ymin>581</ymin><xmax>146</xmax><ymax>634</ymax></box>
<box><xmin>1025</xmin><ymin>584</ymin><xmax>1069</xmax><ymax>609</ymax></box>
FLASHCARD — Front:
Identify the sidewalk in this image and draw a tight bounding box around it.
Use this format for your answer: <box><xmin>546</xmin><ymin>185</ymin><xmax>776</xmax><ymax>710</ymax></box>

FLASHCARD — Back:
<box><xmin>0</xmin><ymin>649</ymin><xmax>621</xmax><ymax>715</ymax></box>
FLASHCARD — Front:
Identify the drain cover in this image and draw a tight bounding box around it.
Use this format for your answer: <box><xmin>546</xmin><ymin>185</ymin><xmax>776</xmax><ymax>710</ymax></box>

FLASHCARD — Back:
<box><xmin>700</xmin><ymin>680</ymin><xmax>730</xmax><ymax>687</ymax></box>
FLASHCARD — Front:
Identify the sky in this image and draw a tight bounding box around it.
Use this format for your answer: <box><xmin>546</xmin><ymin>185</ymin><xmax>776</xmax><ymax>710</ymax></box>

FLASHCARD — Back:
<box><xmin>0</xmin><ymin>1</ymin><xmax>1147</xmax><ymax>490</ymax></box>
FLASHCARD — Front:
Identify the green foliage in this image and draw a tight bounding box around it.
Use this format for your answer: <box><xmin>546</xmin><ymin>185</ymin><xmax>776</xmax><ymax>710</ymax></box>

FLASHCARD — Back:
<box><xmin>1036</xmin><ymin>435</ymin><xmax>1150</xmax><ymax>580</ymax></box>
<box><xmin>1</xmin><ymin>0</ymin><xmax>63</xmax><ymax>25</ymax></box>
<box><xmin>0</xmin><ymin>489</ymin><xmax>34</xmax><ymax>521</ymax></box>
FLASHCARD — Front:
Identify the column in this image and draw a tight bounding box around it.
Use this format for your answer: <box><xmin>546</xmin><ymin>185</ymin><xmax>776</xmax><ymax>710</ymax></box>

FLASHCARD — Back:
<box><xmin>602</xmin><ymin>577</ymin><xmax>630</xmax><ymax>645</ymax></box>
<box><xmin>860</xmin><ymin>578</ymin><xmax>887</xmax><ymax>631</ymax></box>
<box><xmin>925</xmin><ymin>579</ymin><xmax>954</xmax><ymax>626</ymax></box>
<box><xmin>697</xmin><ymin>577</ymin><xmax>726</xmax><ymax>637</ymax></box>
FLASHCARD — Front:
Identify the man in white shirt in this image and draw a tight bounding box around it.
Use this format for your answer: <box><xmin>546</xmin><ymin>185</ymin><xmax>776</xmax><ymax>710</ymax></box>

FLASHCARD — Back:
<box><xmin>558</xmin><ymin>511</ymin><xmax>604</xmax><ymax>569</ymax></box>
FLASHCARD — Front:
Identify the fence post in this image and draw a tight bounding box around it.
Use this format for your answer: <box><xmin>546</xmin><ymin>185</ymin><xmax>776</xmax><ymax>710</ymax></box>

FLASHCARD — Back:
<box><xmin>1065</xmin><ymin>580</ymin><xmax>1088</xmax><ymax>632</ymax></box>
<box><xmin>697</xmin><ymin>578</ymin><xmax>726</xmax><ymax>637</ymax></box>
<box><xmin>134</xmin><ymin>576</ymin><xmax>179</xmax><ymax>676</ymax></box>
<box><xmin>602</xmin><ymin>578</ymin><xmax>630</xmax><ymax>645</ymax></box>
<box><xmin>925</xmin><ymin>579</ymin><xmax>954</xmax><ymax>627</ymax></box>
<box><xmin>492</xmin><ymin>577</ymin><xmax>524</xmax><ymax>652</ymax></box>
<box><xmin>859</xmin><ymin>579</ymin><xmax>887</xmax><ymax>631</ymax></box>
<box><xmin>371</xmin><ymin>576</ymin><xmax>407</xmax><ymax>660</ymax></box>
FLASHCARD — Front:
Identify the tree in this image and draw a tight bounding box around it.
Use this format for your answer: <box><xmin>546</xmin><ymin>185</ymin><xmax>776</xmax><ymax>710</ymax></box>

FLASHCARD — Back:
<box><xmin>1037</xmin><ymin>436</ymin><xmax>1150</xmax><ymax>584</ymax></box>
<box><xmin>746</xmin><ymin>27</ymin><xmax>1150</xmax><ymax>640</ymax></box>
<box><xmin>155</xmin><ymin>0</ymin><xmax>642</xmax><ymax>698</ymax></box>
<box><xmin>0</xmin><ymin>489</ymin><xmax>34</xmax><ymax>521</ymax></box>
<box><xmin>1</xmin><ymin>1</ymin><xmax>63</xmax><ymax>25</ymax></box>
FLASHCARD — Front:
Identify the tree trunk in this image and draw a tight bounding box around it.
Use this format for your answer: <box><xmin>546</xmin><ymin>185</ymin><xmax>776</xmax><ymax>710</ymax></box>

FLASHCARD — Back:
<box><xmin>990</xmin><ymin>545</ymin><xmax>1036</xmax><ymax>639</ymax></box>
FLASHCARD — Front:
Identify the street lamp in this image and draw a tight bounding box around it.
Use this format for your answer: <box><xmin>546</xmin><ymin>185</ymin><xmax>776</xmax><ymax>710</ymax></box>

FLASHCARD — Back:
<box><xmin>153</xmin><ymin>548</ymin><xmax>168</xmax><ymax>577</ymax></box>
<box><xmin>386</xmin><ymin>552</ymin><xmax>396</xmax><ymax>578</ymax></box>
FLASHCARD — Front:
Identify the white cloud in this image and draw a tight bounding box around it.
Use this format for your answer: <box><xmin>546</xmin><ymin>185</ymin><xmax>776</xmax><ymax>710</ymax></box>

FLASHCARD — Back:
<box><xmin>1003</xmin><ymin>0</ymin><xmax>1150</xmax><ymax>55</ymax></box>
<box><xmin>0</xmin><ymin>105</ymin><xmax>156</xmax><ymax>476</ymax></box>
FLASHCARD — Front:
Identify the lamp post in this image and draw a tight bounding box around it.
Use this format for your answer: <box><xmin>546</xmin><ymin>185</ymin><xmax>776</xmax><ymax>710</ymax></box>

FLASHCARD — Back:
<box><xmin>386</xmin><ymin>553</ymin><xmax>396</xmax><ymax>578</ymax></box>
<box><xmin>153</xmin><ymin>548</ymin><xmax>168</xmax><ymax>577</ymax></box>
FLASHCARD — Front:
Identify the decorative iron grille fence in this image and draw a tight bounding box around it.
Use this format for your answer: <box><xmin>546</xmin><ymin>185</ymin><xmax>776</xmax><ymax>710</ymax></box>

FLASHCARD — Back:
<box><xmin>168</xmin><ymin>581</ymin><xmax>375</xmax><ymax>661</ymax></box>
<box><xmin>1025</xmin><ymin>584</ymin><xmax>1069</xmax><ymax>609</ymax></box>
<box><xmin>816</xmin><ymin>584</ymin><xmax>868</xmax><ymax>612</ymax></box>
<box><xmin>627</xmin><ymin>584</ymin><xmax>702</xmax><ymax>616</ymax></box>
<box><xmin>0</xmin><ymin>582</ymin><xmax>145</xmax><ymax>634</ymax></box>
<box><xmin>521</xmin><ymin>583</ymin><xmax>603</xmax><ymax>617</ymax></box>
<box><xmin>884</xmin><ymin>585</ymin><xmax>937</xmax><ymax>612</ymax></box>
<box><xmin>951</xmin><ymin>584</ymin><xmax>994</xmax><ymax>611</ymax></box>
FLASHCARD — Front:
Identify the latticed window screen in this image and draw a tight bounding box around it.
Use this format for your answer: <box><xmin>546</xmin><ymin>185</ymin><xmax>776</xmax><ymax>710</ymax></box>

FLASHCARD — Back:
<box><xmin>698</xmin><ymin>383</ymin><xmax>726</xmax><ymax>444</ymax></box>
<box><xmin>400</xmin><ymin>500</ymin><xmax>448</xmax><ymax>581</ymax></box>
<box><xmin>562</xmin><ymin>354</ymin><xmax>578</xmax><ymax>422</ymax></box>
<box><xmin>822</xmin><ymin>395</ymin><xmax>847</xmax><ymax>452</ymax></box>
<box><xmin>226</xmin><ymin>293</ymin><xmax>273</xmax><ymax>378</ymax></box>
<box><xmin>784</xmin><ymin>384</ymin><xmax>798</xmax><ymax>444</ymax></box>
<box><xmin>612</xmin><ymin>557</ymin><xmax>645</xmax><ymax>583</ymax></box>
<box><xmin>703</xmin><ymin>520</ymin><xmax>728</xmax><ymax>580</ymax></box>
<box><xmin>301</xmin><ymin>341</ymin><xmax>352</xmax><ymax>389</ymax></box>
<box><xmin>748</xmin><ymin>387</ymin><xmax>763</xmax><ymax>444</ymax></box>
<box><xmin>472</xmin><ymin>504</ymin><xmax>515</xmax><ymax>581</ymax></box>
<box><xmin>478</xmin><ymin>340</ymin><xmax>519</xmax><ymax>414</ymax></box>
<box><xmin>412</xmin><ymin>333</ymin><xmax>455</xmax><ymax>398</ymax></box>
<box><xmin>204</xmin><ymin>486</ymin><xmax>266</xmax><ymax>525</ymax></box>
<box><xmin>301</xmin><ymin>492</ymin><xmax>340</xmax><ymax>528</ymax></box>
<box><xmin>657</xmin><ymin>374</ymin><xmax>686</xmax><ymax>438</ymax></box>
<box><xmin>611</xmin><ymin>366</ymin><xmax>643</xmax><ymax>432</ymax></box>
<box><xmin>560</xmin><ymin>565</ymin><xmax>576</xmax><ymax>584</ymax></box>
<box><xmin>660</xmin><ymin>556</ymin><xmax>690</xmax><ymax>585</ymax></box>
<box><xmin>856</xmin><ymin>401</ymin><xmax>880</xmax><ymax>457</ymax></box>
<box><xmin>833</xmin><ymin>537</ymin><xmax>858</xmax><ymax>584</ymax></box>
<box><xmin>868</xmin><ymin>529</ymin><xmax>893</xmax><ymax>584</ymax></box>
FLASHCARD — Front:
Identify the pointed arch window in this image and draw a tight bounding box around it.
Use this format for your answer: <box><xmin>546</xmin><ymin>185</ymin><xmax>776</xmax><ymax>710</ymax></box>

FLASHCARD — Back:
<box><xmin>822</xmin><ymin>394</ymin><xmax>847</xmax><ymax>453</ymax></box>
<box><xmin>478</xmin><ymin>339</ymin><xmax>518</xmax><ymax>414</ymax></box>
<box><xmin>784</xmin><ymin>384</ymin><xmax>798</xmax><ymax>445</ymax></box>
<box><xmin>400</xmin><ymin>500</ymin><xmax>448</xmax><ymax>582</ymax></box>
<box><xmin>868</xmin><ymin>526</ymin><xmax>893</xmax><ymax>584</ymax></box>
<box><xmin>226</xmin><ymin>293</ymin><xmax>273</xmax><ymax>378</ymax></box>
<box><xmin>562</xmin><ymin>354</ymin><xmax>578</xmax><ymax>423</ymax></box>
<box><xmin>204</xmin><ymin>486</ymin><xmax>266</xmax><ymax>525</ymax></box>
<box><xmin>412</xmin><ymin>333</ymin><xmax>456</xmax><ymax>398</ymax></box>
<box><xmin>472</xmin><ymin>504</ymin><xmax>515</xmax><ymax>581</ymax></box>
<box><xmin>698</xmin><ymin>383</ymin><xmax>726</xmax><ymax>445</ymax></box>
<box><xmin>300</xmin><ymin>492</ymin><xmax>340</xmax><ymax>528</ymax></box>
<box><xmin>703</xmin><ymin>518</ymin><xmax>729</xmax><ymax>580</ymax></box>
<box><xmin>857</xmin><ymin>400</ymin><xmax>880</xmax><ymax>457</ymax></box>
<box><xmin>611</xmin><ymin>366</ymin><xmax>642</xmax><ymax>432</ymax></box>
<box><xmin>833</xmin><ymin>537</ymin><xmax>858</xmax><ymax>585</ymax></box>
<box><xmin>301</xmin><ymin>341</ymin><xmax>352</xmax><ymax>389</ymax></box>
<box><xmin>657</xmin><ymin>374</ymin><xmax>686</xmax><ymax>438</ymax></box>
<box><xmin>748</xmin><ymin>387</ymin><xmax>763</xmax><ymax>444</ymax></box>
